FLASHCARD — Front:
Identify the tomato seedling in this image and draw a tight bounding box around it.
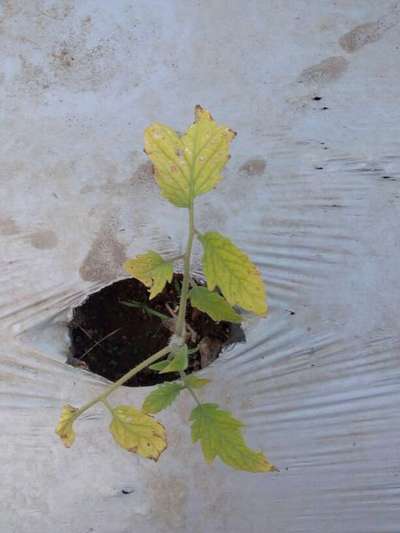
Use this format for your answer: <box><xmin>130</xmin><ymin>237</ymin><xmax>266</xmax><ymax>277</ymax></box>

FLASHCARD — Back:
<box><xmin>56</xmin><ymin>106</ymin><xmax>275</xmax><ymax>473</ymax></box>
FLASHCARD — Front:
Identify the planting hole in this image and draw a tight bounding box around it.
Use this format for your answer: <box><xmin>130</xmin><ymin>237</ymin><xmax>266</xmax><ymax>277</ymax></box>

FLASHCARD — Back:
<box><xmin>68</xmin><ymin>274</ymin><xmax>244</xmax><ymax>386</ymax></box>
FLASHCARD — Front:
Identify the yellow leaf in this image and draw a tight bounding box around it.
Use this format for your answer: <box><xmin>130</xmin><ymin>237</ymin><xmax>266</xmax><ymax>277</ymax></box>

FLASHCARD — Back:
<box><xmin>55</xmin><ymin>404</ymin><xmax>78</xmax><ymax>448</ymax></box>
<box><xmin>123</xmin><ymin>251</ymin><xmax>173</xmax><ymax>299</ymax></box>
<box><xmin>109</xmin><ymin>405</ymin><xmax>167</xmax><ymax>461</ymax></box>
<box><xmin>144</xmin><ymin>105</ymin><xmax>236</xmax><ymax>207</ymax></box>
<box><xmin>199</xmin><ymin>232</ymin><xmax>267</xmax><ymax>316</ymax></box>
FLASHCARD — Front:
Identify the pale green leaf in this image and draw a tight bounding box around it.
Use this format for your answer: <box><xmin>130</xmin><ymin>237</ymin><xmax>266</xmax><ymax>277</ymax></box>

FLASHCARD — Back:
<box><xmin>149</xmin><ymin>360</ymin><xmax>169</xmax><ymax>371</ymax></box>
<box><xmin>199</xmin><ymin>232</ymin><xmax>267</xmax><ymax>316</ymax></box>
<box><xmin>183</xmin><ymin>375</ymin><xmax>210</xmax><ymax>389</ymax></box>
<box><xmin>110</xmin><ymin>405</ymin><xmax>167</xmax><ymax>461</ymax></box>
<box><xmin>55</xmin><ymin>404</ymin><xmax>78</xmax><ymax>448</ymax></box>
<box><xmin>143</xmin><ymin>382</ymin><xmax>184</xmax><ymax>414</ymax></box>
<box><xmin>160</xmin><ymin>345</ymin><xmax>188</xmax><ymax>374</ymax></box>
<box><xmin>123</xmin><ymin>251</ymin><xmax>173</xmax><ymax>299</ymax></box>
<box><xmin>190</xmin><ymin>403</ymin><xmax>276</xmax><ymax>473</ymax></box>
<box><xmin>144</xmin><ymin>105</ymin><xmax>236</xmax><ymax>207</ymax></box>
<box><xmin>189</xmin><ymin>286</ymin><xmax>241</xmax><ymax>323</ymax></box>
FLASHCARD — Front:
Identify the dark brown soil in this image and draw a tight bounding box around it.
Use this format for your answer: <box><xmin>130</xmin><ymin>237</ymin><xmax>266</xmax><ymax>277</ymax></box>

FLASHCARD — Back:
<box><xmin>68</xmin><ymin>274</ymin><xmax>244</xmax><ymax>386</ymax></box>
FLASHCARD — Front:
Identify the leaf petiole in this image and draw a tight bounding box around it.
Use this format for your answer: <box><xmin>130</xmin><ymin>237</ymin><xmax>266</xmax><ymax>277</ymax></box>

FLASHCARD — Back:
<box><xmin>101</xmin><ymin>398</ymin><xmax>114</xmax><ymax>414</ymax></box>
<box><xmin>180</xmin><ymin>371</ymin><xmax>201</xmax><ymax>406</ymax></box>
<box><xmin>120</xmin><ymin>299</ymin><xmax>169</xmax><ymax>321</ymax></box>
<box><xmin>73</xmin><ymin>345</ymin><xmax>171</xmax><ymax>420</ymax></box>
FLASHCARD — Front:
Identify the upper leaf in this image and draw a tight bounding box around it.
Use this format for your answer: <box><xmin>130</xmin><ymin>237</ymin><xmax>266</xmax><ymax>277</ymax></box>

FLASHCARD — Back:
<box><xmin>190</xmin><ymin>403</ymin><xmax>276</xmax><ymax>473</ymax></box>
<box><xmin>55</xmin><ymin>404</ymin><xmax>78</xmax><ymax>448</ymax></box>
<box><xmin>199</xmin><ymin>232</ymin><xmax>267</xmax><ymax>316</ymax></box>
<box><xmin>144</xmin><ymin>106</ymin><xmax>236</xmax><ymax>207</ymax></box>
<box><xmin>109</xmin><ymin>405</ymin><xmax>167</xmax><ymax>461</ymax></box>
<box><xmin>160</xmin><ymin>344</ymin><xmax>189</xmax><ymax>374</ymax></box>
<box><xmin>189</xmin><ymin>286</ymin><xmax>242</xmax><ymax>323</ymax></box>
<box><xmin>123</xmin><ymin>251</ymin><xmax>173</xmax><ymax>299</ymax></box>
<box><xmin>143</xmin><ymin>382</ymin><xmax>184</xmax><ymax>414</ymax></box>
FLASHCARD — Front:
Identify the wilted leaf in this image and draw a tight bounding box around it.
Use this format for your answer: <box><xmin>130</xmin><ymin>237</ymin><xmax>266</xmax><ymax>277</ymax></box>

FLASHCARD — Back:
<box><xmin>199</xmin><ymin>232</ymin><xmax>267</xmax><ymax>316</ymax></box>
<box><xmin>144</xmin><ymin>105</ymin><xmax>236</xmax><ymax>207</ymax></box>
<box><xmin>55</xmin><ymin>404</ymin><xmax>78</xmax><ymax>448</ymax></box>
<box><xmin>160</xmin><ymin>344</ymin><xmax>188</xmax><ymax>373</ymax></box>
<box><xmin>190</xmin><ymin>286</ymin><xmax>241</xmax><ymax>323</ymax></box>
<box><xmin>183</xmin><ymin>375</ymin><xmax>210</xmax><ymax>389</ymax></box>
<box><xmin>149</xmin><ymin>360</ymin><xmax>169</xmax><ymax>371</ymax></box>
<box><xmin>123</xmin><ymin>251</ymin><xmax>173</xmax><ymax>299</ymax></box>
<box><xmin>110</xmin><ymin>405</ymin><xmax>167</xmax><ymax>461</ymax></box>
<box><xmin>143</xmin><ymin>382</ymin><xmax>184</xmax><ymax>414</ymax></box>
<box><xmin>190</xmin><ymin>403</ymin><xmax>276</xmax><ymax>473</ymax></box>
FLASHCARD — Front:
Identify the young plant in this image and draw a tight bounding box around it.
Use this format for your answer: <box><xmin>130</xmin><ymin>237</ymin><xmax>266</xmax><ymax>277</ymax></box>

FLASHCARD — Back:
<box><xmin>56</xmin><ymin>106</ymin><xmax>276</xmax><ymax>473</ymax></box>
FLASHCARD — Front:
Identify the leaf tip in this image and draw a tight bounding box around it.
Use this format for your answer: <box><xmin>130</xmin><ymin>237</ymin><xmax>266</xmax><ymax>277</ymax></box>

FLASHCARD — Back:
<box><xmin>256</xmin><ymin>454</ymin><xmax>279</xmax><ymax>473</ymax></box>
<box><xmin>55</xmin><ymin>404</ymin><xmax>78</xmax><ymax>448</ymax></box>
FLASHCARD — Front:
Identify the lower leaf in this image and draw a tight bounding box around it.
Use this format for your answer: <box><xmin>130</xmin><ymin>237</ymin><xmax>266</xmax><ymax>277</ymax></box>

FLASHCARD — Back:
<box><xmin>143</xmin><ymin>382</ymin><xmax>184</xmax><ymax>414</ymax></box>
<box><xmin>110</xmin><ymin>405</ymin><xmax>167</xmax><ymax>461</ymax></box>
<box><xmin>184</xmin><ymin>375</ymin><xmax>210</xmax><ymax>390</ymax></box>
<box><xmin>190</xmin><ymin>403</ymin><xmax>276</xmax><ymax>473</ymax></box>
<box><xmin>55</xmin><ymin>404</ymin><xmax>78</xmax><ymax>448</ymax></box>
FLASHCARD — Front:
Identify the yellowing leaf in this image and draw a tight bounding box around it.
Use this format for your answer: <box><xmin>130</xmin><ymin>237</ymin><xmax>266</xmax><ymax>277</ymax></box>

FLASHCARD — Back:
<box><xmin>55</xmin><ymin>404</ymin><xmax>78</xmax><ymax>448</ymax></box>
<box><xmin>110</xmin><ymin>405</ymin><xmax>167</xmax><ymax>461</ymax></box>
<box><xmin>144</xmin><ymin>105</ymin><xmax>236</xmax><ymax>207</ymax></box>
<box><xmin>189</xmin><ymin>286</ymin><xmax>241</xmax><ymax>323</ymax></box>
<box><xmin>143</xmin><ymin>382</ymin><xmax>184</xmax><ymax>414</ymax></box>
<box><xmin>183</xmin><ymin>375</ymin><xmax>210</xmax><ymax>390</ymax></box>
<box><xmin>199</xmin><ymin>232</ymin><xmax>267</xmax><ymax>316</ymax></box>
<box><xmin>160</xmin><ymin>344</ymin><xmax>188</xmax><ymax>373</ymax></box>
<box><xmin>190</xmin><ymin>403</ymin><xmax>276</xmax><ymax>473</ymax></box>
<box><xmin>123</xmin><ymin>251</ymin><xmax>173</xmax><ymax>299</ymax></box>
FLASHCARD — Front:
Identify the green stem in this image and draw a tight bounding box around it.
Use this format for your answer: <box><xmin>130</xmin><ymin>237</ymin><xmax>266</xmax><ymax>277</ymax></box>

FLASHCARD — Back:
<box><xmin>174</xmin><ymin>204</ymin><xmax>200</xmax><ymax>411</ymax></box>
<box><xmin>101</xmin><ymin>398</ymin><xmax>114</xmax><ymax>414</ymax></box>
<box><xmin>175</xmin><ymin>202</ymin><xmax>195</xmax><ymax>339</ymax></box>
<box><xmin>74</xmin><ymin>345</ymin><xmax>171</xmax><ymax>418</ymax></box>
<box><xmin>120</xmin><ymin>300</ymin><xmax>169</xmax><ymax>321</ymax></box>
<box><xmin>180</xmin><ymin>371</ymin><xmax>201</xmax><ymax>406</ymax></box>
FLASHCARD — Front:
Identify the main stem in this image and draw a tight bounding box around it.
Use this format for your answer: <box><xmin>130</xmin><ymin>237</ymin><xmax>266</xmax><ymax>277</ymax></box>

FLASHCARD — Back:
<box><xmin>175</xmin><ymin>202</ymin><xmax>195</xmax><ymax>340</ymax></box>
